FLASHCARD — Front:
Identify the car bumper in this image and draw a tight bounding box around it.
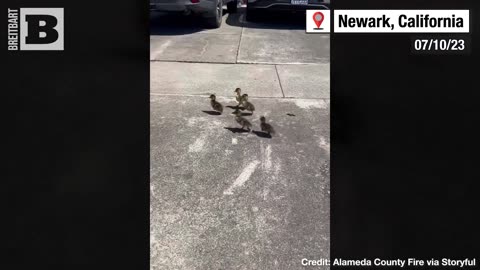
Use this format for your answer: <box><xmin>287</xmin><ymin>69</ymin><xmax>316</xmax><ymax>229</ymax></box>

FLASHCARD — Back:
<box><xmin>150</xmin><ymin>0</ymin><xmax>215</xmax><ymax>13</ymax></box>
<box><xmin>247</xmin><ymin>0</ymin><xmax>329</xmax><ymax>10</ymax></box>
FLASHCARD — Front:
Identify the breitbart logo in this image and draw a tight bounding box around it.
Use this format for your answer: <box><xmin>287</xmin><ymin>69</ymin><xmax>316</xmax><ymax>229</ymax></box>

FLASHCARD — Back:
<box><xmin>7</xmin><ymin>8</ymin><xmax>64</xmax><ymax>51</ymax></box>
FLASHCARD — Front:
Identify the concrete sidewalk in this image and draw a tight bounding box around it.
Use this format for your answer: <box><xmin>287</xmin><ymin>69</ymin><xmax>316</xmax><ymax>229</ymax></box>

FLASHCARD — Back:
<box><xmin>150</xmin><ymin>61</ymin><xmax>330</xmax><ymax>99</ymax></box>
<box><xmin>150</xmin><ymin>8</ymin><xmax>330</xmax><ymax>65</ymax></box>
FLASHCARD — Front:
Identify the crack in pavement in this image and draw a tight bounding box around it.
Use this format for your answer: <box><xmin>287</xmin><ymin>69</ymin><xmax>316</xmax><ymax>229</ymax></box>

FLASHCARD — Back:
<box><xmin>275</xmin><ymin>65</ymin><xmax>285</xmax><ymax>98</ymax></box>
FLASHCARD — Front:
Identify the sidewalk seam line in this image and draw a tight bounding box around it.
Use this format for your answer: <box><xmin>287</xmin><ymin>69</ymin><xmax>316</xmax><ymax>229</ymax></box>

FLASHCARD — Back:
<box><xmin>150</xmin><ymin>93</ymin><xmax>330</xmax><ymax>100</ymax></box>
<box><xmin>275</xmin><ymin>65</ymin><xmax>286</xmax><ymax>98</ymax></box>
<box><xmin>235</xmin><ymin>21</ymin><xmax>244</xmax><ymax>64</ymax></box>
<box><xmin>150</xmin><ymin>59</ymin><xmax>327</xmax><ymax>66</ymax></box>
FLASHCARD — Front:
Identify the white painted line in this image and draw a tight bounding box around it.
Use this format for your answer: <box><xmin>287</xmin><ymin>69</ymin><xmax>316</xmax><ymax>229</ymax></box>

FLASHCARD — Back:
<box><xmin>223</xmin><ymin>160</ymin><xmax>260</xmax><ymax>195</ymax></box>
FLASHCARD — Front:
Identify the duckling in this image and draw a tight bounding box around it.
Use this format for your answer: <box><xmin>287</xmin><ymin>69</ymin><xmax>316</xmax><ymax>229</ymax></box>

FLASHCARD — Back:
<box><xmin>260</xmin><ymin>116</ymin><xmax>275</xmax><ymax>135</ymax></box>
<box><xmin>234</xmin><ymin>88</ymin><xmax>243</xmax><ymax>104</ymax></box>
<box><xmin>234</xmin><ymin>111</ymin><xmax>252</xmax><ymax>131</ymax></box>
<box><xmin>209</xmin><ymin>94</ymin><xmax>223</xmax><ymax>114</ymax></box>
<box><xmin>241</xmin><ymin>94</ymin><xmax>255</xmax><ymax>113</ymax></box>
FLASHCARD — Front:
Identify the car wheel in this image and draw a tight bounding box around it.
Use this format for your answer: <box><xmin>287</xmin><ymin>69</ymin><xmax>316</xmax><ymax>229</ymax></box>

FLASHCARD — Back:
<box><xmin>227</xmin><ymin>0</ymin><xmax>238</xmax><ymax>13</ymax></box>
<box><xmin>246</xmin><ymin>6</ymin><xmax>260</xmax><ymax>21</ymax></box>
<box><xmin>204</xmin><ymin>0</ymin><xmax>223</xmax><ymax>28</ymax></box>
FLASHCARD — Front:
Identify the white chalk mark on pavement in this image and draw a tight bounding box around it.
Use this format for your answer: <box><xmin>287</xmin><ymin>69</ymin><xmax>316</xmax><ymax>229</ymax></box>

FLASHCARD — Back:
<box><xmin>150</xmin><ymin>184</ymin><xmax>156</xmax><ymax>198</ymax></box>
<box><xmin>264</xmin><ymin>145</ymin><xmax>272</xmax><ymax>171</ymax></box>
<box><xmin>152</xmin><ymin>40</ymin><xmax>171</xmax><ymax>59</ymax></box>
<box><xmin>224</xmin><ymin>160</ymin><xmax>261</xmax><ymax>195</ymax></box>
<box><xmin>318</xmin><ymin>136</ymin><xmax>330</xmax><ymax>154</ymax></box>
<box><xmin>199</xmin><ymin>40</ymin><xmax>209</xmax><ymax>56</ymax></box>
<box><xmin>288</xmin><ymin>99</ymin><xmax>329</xmax><ymax>109</ymax></box>
<box><xmin>188</xmin><ymin>137</ymin><xmax>206</xmax><ymax>153</ymax></box>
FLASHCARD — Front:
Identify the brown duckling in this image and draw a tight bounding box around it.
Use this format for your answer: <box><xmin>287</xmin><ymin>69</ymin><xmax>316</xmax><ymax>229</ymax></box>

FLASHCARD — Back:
<box><xmin>260</xmin><ymin>116</ymin><xmax>275</xmax><ymax>135</ymax></box>
<box><xmin>234</xmin><ymin>111</ymin><xmax>252</xmax><ymax>131</ymax></box>
<box><xmin>241</xmin><ymin>94</ymin><xmax>255</xmax><ymax>113</ymax></box>
<box><xmin>234</xmin><ymin>88</ymin><xmax>243</xmax><ymax>105</ymax></box>
<box><xmin>210</xmin><ymin>94</ymin><xmax>223</xmax><ymax>114</ymax></box>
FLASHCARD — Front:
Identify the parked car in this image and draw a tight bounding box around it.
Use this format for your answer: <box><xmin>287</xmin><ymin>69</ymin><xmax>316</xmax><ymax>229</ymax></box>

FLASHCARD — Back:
<box><xmin>150</xmin><ymin>0</ymin><xmax>238</xmax><ymax>28</ymax></box>
<box><xmin>246</xmin><ymin>0</ymin><xmax>329</xmax><ymax>21</ymax></box>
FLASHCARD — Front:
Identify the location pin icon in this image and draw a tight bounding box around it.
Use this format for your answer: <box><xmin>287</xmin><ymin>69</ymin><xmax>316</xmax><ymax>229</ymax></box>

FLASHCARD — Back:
<box><xmin>313</xmin><ymin>12</ymin><xmax>324</xmax><ymax>29</ymax></box>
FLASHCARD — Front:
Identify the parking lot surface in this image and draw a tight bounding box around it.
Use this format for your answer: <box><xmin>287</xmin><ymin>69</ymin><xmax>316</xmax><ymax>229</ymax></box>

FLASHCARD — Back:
<box><xmin>150</xmin><ymin>7</ymin><xmax>330</xmax><ymax>270</ymax></box>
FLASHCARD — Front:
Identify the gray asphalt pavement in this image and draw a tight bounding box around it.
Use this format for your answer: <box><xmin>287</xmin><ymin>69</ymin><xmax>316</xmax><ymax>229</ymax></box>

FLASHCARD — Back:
<box><xmin>150</xmin><ymin>7</ymin><xmax>330</xmax><ymax>270</ymax></box>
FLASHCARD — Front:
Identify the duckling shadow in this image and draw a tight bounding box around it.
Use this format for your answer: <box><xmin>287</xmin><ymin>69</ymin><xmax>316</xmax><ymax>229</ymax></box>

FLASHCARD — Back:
<box><xmin>226</xmin><ymin>105</ymin><xmax>245</xmax><ymax>110</ymax></box>
<box><xmin>224</xmin><ymin>127</ymin><xmax>250</xmax><ymax>133</ymax></box>
<box><xmin>252</xmin><ymin>131</ymin><xmax>272</xmax><ymax>139</ymax></box>
<box><xmin>230</xmin><ymin>112</ymin><xmax>252</xmax><ymax>116</ymax></box>
<box><xmin>202</xmin><ymin>110</ymin><xmax>221</xmax><ymax>116</ymax></box>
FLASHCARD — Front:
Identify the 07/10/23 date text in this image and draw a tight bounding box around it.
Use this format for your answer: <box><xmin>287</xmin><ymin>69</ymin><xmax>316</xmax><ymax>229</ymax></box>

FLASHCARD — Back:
<box><xmin>411</xmin><ymin>38</ymin><xmax>469</xmax><ymax>54</ymax></box>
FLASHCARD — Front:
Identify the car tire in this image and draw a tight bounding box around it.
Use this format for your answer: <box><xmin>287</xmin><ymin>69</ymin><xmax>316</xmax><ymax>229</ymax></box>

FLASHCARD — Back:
<box><xmin>227</xmin><ymin>0</ymin><xmax>238</xmax><ymax>13</ymax></box>
<box><xmin>246</xmin><ymin>6</ymin><xmax>260</xmax><ymax>21</ymax></box>
<box><xmin>204</xmin><ymin>0</ymin><xmax>223</xmax><ymax>28</ymax></box>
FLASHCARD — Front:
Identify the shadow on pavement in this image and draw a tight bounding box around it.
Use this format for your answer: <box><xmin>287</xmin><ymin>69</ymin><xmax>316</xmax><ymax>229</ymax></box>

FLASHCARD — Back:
<box><xmin>150</xmin><ymin>9</ymin><xmax>230</xmax><ymax>36</ymax></box>
<box><xmin>252</xmin><ymin>130</ymin><xmax>272</xmax><ymax>138</ymax></box>
<box><xmin>224</xmin><ymin>127</ymin><xmax>273</xmax><ymax>139</ymax></box>
<box><xmin>226</xmin><ymin>105</ymin><xmax>243</xmax><ymax>110</ymax></box>
<box><xmin>224</xmin><ymin>127</ymin><xmax>250</xmax><ymax>133</ymax></box>
<box><xmin>150</xmin><ymin>7</ymin><xmax>306</xmax><ymax>36</ymax></box>
<box><xmin>202</xmin><ymin>110</ymin><xmax>222</xmax><ymax>115</ymax></box>
<box><xmin>226</xmin><ymin>7</ymin><xmax>306</xmax><ymax>30</ymax></box>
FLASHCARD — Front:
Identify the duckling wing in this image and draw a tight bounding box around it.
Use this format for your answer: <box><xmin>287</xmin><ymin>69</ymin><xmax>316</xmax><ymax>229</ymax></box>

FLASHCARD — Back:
<box><xmin>261</xmin><ymin>123</ymin><xmax>274</xmax><ymax>134</ymax></box>
<box><xmin>247</xmin><ymin>102</ymin><xmax>255</xmax><ymax>111</ymax></box>
<box><xmin>235</xmin><ymin>117</ymin><xmax>243</xmax><ymax>125</ymax></box>
<box><xmin>261</xmin><ymin>123</ymin><xmax>267</xmax><ymax>132</ymax></box>
<box><xmin>211</xmin><ymin>101</ymin><xmax>223</xmax><ymax>112</ymax></box>
<box><xmin>237</xmin><ymin>117</ymin><xmax>251</xmax><ymax>127</ymax></box>
<box><xmin>216</xmin><ymin>102</ymin><xmax>223</xmax><ymax>112</ymax></box>
<box><xmin>268</xmin><ymin>124</ymin><xmax>275</xmax><ymax>135</ymax></box>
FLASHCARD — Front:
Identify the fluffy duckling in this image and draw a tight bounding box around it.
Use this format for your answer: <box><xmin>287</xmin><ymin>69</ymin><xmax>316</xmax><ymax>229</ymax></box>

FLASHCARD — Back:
<box><xmin>241</xmin><ymin>94</ymin><xmax>255</xmax><ymax>113</ymax></box>
<box><xmin>234</xmin><ymin>88</ymin><xmax>243</xmax><ymax>105</ymax></box>
<box><xmin>234</xmin><ymin>111</ymin><xmax>252</xmax><ymax>131</ymax></box>
<box><xmin>260</xmin><ymin>116</ymin><xmax>275</xmax><ymax>135</ymax></box>
<box><xmin>210</xmin><ymin>94</ymin><xmax>223</xmax><ymax>114</ymax></box>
